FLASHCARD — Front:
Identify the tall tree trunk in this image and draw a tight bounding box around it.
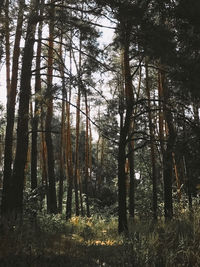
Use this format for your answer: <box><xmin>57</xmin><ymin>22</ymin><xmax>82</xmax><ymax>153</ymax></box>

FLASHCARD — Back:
<box><xmin>45</xmin><ymin>1</ymin><xmax>57</xmax><ymax>213</ymax></box>
<box><xmin>1</xmin><ymin>0</ymin><xmax>25</xmax><ymax>216</ymax></box>
<box><xmin>41</xmin><ymin>109</ymin><xmax>49</xmax><ymax>209</ymax></box>
<box><xmin>118</xmin><ymin>22</ymin><xmax>133</xmax><ymax>234</ymax></box>
<box><xmin>161</xmin><ymin>71</ymin><xmax>176</xmax><ymax>220</ymax></box>
<box><xmin>145</xmin><ymin>60</ymin><xmax>157</xmax><ymax>220</ymax></box>
<box><xmin>66</xmin><ymin>33</ymin><xmax>74</xmax><ymax>220</ymax></box>
<box><xmin>88</xmin><ymin>105</ymin><xmax>93</xmax><ymax>189</ymax></box>
<box><xmin>128</xmin><ymin>65</ymin><xmax>142</xmax><ymax>219</ymax></box>
<box><xmin>65</xmin><ymin>100</ymin><xmax>74</xmax><ymax>219</ymax></box>
<box><xmin>84</xmin><ymin>90</ymin><xmax>90</xmax><ymax>217</ymax></box>
<box><xmin>10</xmin><ymin>0</ymin><xmax>39</xmax><ymax>216</ymax></box>
<box><xmin>128</xmin><ymin>121</ymin><xmax>135</xmax><ymax>218</ymax></box>
<box><xmin>74</xmin><ymin>36</ymin><xmax>82</xmax><ymax>217</ymax></box>
<box><xmin>58</xmin><ymin>34</ymin><xmax>66</xmax><ymax>213</ymax></box>
<box><xmin>31</xmin><ymin>0</ymin><xmax>44</xmax><ymax>190</ymax></box>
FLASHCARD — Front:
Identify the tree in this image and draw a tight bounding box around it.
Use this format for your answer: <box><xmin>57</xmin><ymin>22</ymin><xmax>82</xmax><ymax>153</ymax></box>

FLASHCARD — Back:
<box><xmin>45</xmin><ymin>0</ymin><xmax>57</xmax><ymax>214</ymax></box>
<box><xmin>31</xmin><ymin>0</ymin><xmax>44</xmax><ymax>190</ymax></box>
<box><xmin>1</xmin><ymin>0</ymin><xmax>25</xmax><ymax>216</ymax></box>
<box><xmin>9</xmin><ymin>0</ymin><xmax>40</xmax><ymax>216</ymax></box>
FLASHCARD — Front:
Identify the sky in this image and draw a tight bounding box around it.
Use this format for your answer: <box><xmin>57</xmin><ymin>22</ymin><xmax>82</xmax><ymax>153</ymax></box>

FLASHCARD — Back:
<box><xmin>0</xmin><ymin>18</ymin><xmax>115</xmax><ymax>107</ymax></box>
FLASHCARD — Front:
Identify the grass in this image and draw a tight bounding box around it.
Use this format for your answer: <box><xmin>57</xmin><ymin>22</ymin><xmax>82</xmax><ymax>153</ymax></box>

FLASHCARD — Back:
<box><xmin>0</xmin><ymin>207</ymin><xmax>200</xmax><ymax>266</ymax></box>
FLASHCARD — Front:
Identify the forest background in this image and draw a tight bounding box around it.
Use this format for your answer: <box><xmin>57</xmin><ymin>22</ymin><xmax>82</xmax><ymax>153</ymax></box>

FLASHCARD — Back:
<box><xmin>0</xmin><ymin>0</ymin><xmax>200</xmax><ymax>266</ymax></box>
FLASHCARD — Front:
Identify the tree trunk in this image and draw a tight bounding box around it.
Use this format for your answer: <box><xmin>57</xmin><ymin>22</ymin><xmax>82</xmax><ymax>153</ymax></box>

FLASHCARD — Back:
<box><xmin>145</xmin><ymin>60</ymin><xmax>157</xmax><ymax>220</ymax></box>
<box><xmin>118</xmin><ymin>23</ymin><xmax>133</xmax><ymax>233</ymax></box>
<box><xmin>172</xmin><ymin>152</ymin><xmax>181</xmax><ymax>202</ymax></box>
<box><xmin>66</xmin><ymin>37</ymin><xmax>74</xmax><ymax>220</ymax></box>
<box><xmin>10</xmin><ymin>0</ymin><xmax>39</xmax><ymax>216</ymax></box>
<box><xmin>161</xmin><ymin>72</ymin><xmax>176</xmax><ymax>220</ymax></box>
<box><xmin>1</xmin><ymin>0</ymin><xmax>25</xmax><ymax>216</ymax></box>
<box><xmin>31</xmin><ymin>0</ymin><xmax>44</xmax><ymax>190</ymax></box>
<box><xmin>45</xmin><ymin>1</ymin><xmax>57</xmax><ymax>213</ymax></box>
<box><xmin>74</xmin><ymin>36</ymin><xmax>82</xmax><ymax>216</ymax></box>
<box><xmin>58</xmin><ymin>34</ymin><xmax>66</xmax><ymax>213</ymax></box>
<box><xmin>128</xmin><ymin>121</ymin><xmax>135</xmax><ymax>218</ymax></box>
<box><xmin>65</xmin><ymin>100</ymin><xmax>74</xmax><ymax>220</ymax></box>
<box><xmin>84</xmin><ymin>90</ymin><xmax>90</xmax><ymax>218</ymax></box>
<box><xmin>40</xmin><ymin>110</ymin><xmax>49</xmax><ymax>209</ymax></box>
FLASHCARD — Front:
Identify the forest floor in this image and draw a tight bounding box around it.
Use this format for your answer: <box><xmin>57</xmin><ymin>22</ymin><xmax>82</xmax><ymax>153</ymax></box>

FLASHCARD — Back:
<box><xmin>0</xmin><ymin>209</ymin><xmax>200</xmax><ymax>266</ymax></box>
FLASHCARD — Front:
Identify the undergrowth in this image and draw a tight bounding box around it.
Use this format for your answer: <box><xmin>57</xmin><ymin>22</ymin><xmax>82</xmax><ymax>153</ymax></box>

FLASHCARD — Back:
<box><xmin>0</xmin><ymin>206</ymin><xmax>200</xmax><ymax>266</ymax></box>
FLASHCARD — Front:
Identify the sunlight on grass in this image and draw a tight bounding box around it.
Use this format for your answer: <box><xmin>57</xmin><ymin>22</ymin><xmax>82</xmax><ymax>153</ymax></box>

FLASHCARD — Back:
<box><xmin>2</xmin><ymin>206</ymin><xmax>200</xmax><ymax>266</ymax></box>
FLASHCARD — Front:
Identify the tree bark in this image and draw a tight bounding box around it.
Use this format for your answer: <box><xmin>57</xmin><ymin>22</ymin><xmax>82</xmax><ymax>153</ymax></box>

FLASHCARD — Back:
<box><xmin>9</xmin><ymin>0</ymin><xmax>39</xmax><ymax>216</ymax></box>
<box><xmin>118</xmin><ymin>21</ymin><xmax>133</xmax><ymax>234</ymax></box>
<box><xmin>45</xmin><ymin>1</ymin><xmax>57</xmax><ymax>213</ymax></box>
<box><xmin>161</xmin><ymin>72</ymin><xmax>176</xmax><ymax>220</ymax></box>
<box><xmin>145</xmin><ymin>60</ymin><xmax>157</xmax><ymax>220</ymax></box>
<box><xmin>31</xmin><ymin>0</ymin><xmax>44</xmax><ymax>190</ymax></box>
<box><xmin>84</xmin><ymin>90</ymin><xmax>90</xmax><ymax>218</ymax></box>
<box><xmin>58</xmin><ymin>34</ymin><xmax>66</xmax><ymax>213</ymax></box>
<box><xmin>74</xmin><ymin>36</ymin><xmax>82</xmax><ymax>216</ymax></box>
<box><xmin>1</xmin><ymin>0</ymin><xmax>25</xmax><ymax>216</ymax></box>
<box><xmin>128</xmin><ymin>121</ymin><xmax>135</xmax><ymax>218</ymax></box>
<box><xmin>66</xmin><ymin>36</ymin><xmax>74</xmax><ymax>220</ymax></box>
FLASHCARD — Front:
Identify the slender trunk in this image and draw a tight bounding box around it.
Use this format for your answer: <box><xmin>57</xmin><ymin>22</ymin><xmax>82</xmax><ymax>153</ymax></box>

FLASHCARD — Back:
<box><xmin>66</xmin><ymin>34</ymin><xmax>74</xmax><ymax>220</ymax></box>
<box><xmin>97</xmin><ymin>136</ymin><xmax>104</xmax><ymax>190</ymax></box>
<box><xmin>96</xmin><ymin>109</ymin><xmax>101</xmax><ymax>193</ymax></box>
<box><xmin>58</xmin><ymin>98</ymin><xmax>65</xmax><ymax>213</ymax></box>
<box><xmin>66</xmin><ymin>101</ymin><xmax>74</xmax><ymax>220</ymax></box>
<box><xmin>41</xmin><ymin>109</ymin><xmax>49</xmax><ymax>208</ymax></box>
<box><xmin>74</xmin><ymin>88</ymin><xmax>80</xmax><ymax>216</ymax></box>
<box><xmin>145</xmin><ymin>60</ymin><xmax>157</xmax><ymax>220</ymax></box>
<box><xmin>1</xmin><ymin>0</ymin><xmax>25</xmax><ymax>216</ymax></box>
<box><xmin>128</xmin><ymin>121</ymin><xmax>135</xmax><ymax>218</ymax></box>
<box><xmin>10</xmin><ymin>0</ymin><xmax>39</xmax><ymax>216</ymax></box>
<box><xmin>45</xmin><ymin>1</ymin><xmax>57</xmax><ymax>213</ymax></box>
<box><xmin>161</xmin><ymin>72</ymin><xmax>176</xmax><ymax>220</ymax></box>
<box><xmin>74</xmin><ymin>37</ymin><xmax>82</xmax><ymax>216</ymax></box>
<box><xmin>183</xmin><ymin>156</ymin><xmax>192</xmax><ymax>211</ymax></box>
<box><xmin>128</xmin><ymin>66</ymin><xmax>142</xmax><ymax>218</ymax></box>
<box><xmin>84</xmin><ymin>90</ymin><xmax>90</xmax><ymax>217</ymax></box>
<box><xmin>31</xmin><ymin>0</ymin><xmax>44</xmax><ymax>190</ymax></box>
<box><xmin>172</xmin><ymin>152</ymin><xmax>181</xmax><ymax>202</ymax></box>
<box><xmin>88</xmin><ymin>105</ymin><xmax>92</xmax><ymax>184</ymax></box>
<box><xmin>79</xmin><ymin>170</ymin><xmax>84</xmax><ymax>216</ymax></box>
<box><xmin>58</xmin><ymin>34</ymin><xmax>66</xmax><ymax>213</ymax></box>
<box><xmin>118</xmin><ymin>25</ymin><xmax>133</xmax><ymax>233</ymax></box>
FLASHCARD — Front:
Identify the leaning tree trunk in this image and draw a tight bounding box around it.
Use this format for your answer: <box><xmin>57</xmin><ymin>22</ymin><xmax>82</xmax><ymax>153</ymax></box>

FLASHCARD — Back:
<box><xmin>9</xmin><ymin>0</ymin><xmax>39</xmax><ymax>216</ymax></box>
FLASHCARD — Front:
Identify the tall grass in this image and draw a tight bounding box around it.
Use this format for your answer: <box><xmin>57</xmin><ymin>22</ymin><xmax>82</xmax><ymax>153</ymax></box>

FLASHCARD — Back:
<box><xmin>1</xmin><ymin>206</ymin><xmax>200</xmax><ymax>266</ymax></box>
